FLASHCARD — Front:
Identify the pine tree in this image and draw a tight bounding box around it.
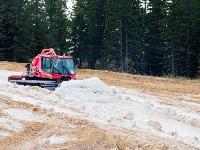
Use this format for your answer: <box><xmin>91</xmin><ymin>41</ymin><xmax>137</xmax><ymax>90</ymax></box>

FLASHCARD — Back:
<box><xmin>27</xmin><ymin>0</ymin><xmax>48</xmax><ymax>56</ymax></box>
<box><xmin>123</xmin><ymin>0</ymin><xmax>143</xmax><ymax>73</ymax></box>
<box><xmin>103</xmin><ymin>0</ymin><xmax>121</xmax><ymax>71</ymax></box>
<box><xmin>167</xmin><ymin>0</ymin><xmax>199</xmax><ymax>78</ymax></box>
<box><xmin>165</xmin><ymin>0</ymin><xmax>181</xmax><ymax>76</ymax></box>
<box><xmin>6</xmin><ymin>0</ymin><xmax>24</xmax><ymax>61</ymax></box>
<box><xmin>0</xmin><ymin>1</ymin><xmax>12</xmax><ymax>60</ymax></box>
<box><xmin>145</xmin><ymin>0</ymin><xmax>167</xmax><ymax>76</ymax></box>
<box><xmin>86</xmin><ymin>0</ymin><xmax>106</xmax><ymax>69</ymax></box>
<box><xmin>6</xmin><ymin>0</ymin><xmax>48</xmax><ymax>62</ymax></box>
<box><xmin>192</xmin><ymin>0</ymin><xmax>200</xmax><ymax>77</ymax></box>
<box><xmin>1</xmin><ymin>0</ymin><xmax>198</xmax><ymax>77</ymax></box>
<box><xmin>71</xmin><ymin>0</ymin><xmax>106</xmax><ymax>69</ymax></box>
<box><xmin>103</xmin><ymin>0</ymin><xmax>143</xmax><ymax>72</ymax></box>
<box><xmin>71</xmin><ymin>0</ymin><xmax>89</xmax><ymax>67</ymax></box>
<box><xmin>45</xmin><ymin>0</ymin><xmax>70</xmax><ymax>55</ymax></box>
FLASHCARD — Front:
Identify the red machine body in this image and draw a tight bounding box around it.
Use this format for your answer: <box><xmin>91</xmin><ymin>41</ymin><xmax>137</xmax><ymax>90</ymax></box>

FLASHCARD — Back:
<box><xmin>8</xmin><ymin>48</ymin><xmax>78</xmax><ymax>90</ymax></box>
<box><xmin>28</xmin><ymin>48</ymin><xmax>76</xmax><ymax>80</ymax></box>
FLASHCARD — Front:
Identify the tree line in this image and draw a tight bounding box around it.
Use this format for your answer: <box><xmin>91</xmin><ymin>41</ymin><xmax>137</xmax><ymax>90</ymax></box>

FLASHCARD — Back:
<box><xmin>0</xmin><ymin>0</ymin><xmax>70</xmax><ymax>61</ymax></box>
<box><xmin>0</xmin><ymin>0</ymin><xmax>199</xmax><ymax>78</ymax></box>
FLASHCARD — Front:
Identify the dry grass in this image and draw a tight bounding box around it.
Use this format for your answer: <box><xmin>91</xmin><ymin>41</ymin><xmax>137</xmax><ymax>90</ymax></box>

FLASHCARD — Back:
<box><xmin>0</xmin><ymin>61</ymin><xmax>26</xmax><ymax>72</ymax></box>
<box><xmin>77</xmin><ymin>69</ymin><xmax>200</xmax><ymax>99</ymax></box>
<box><xmin>0</xmin><ymin>61</ymin><xmax>199</xmax><ymax>149</ymax></box>
<box><xmin>0</xmin><ymin>61</ymin><xmax>199</xmax><ymax>100</ymax></box>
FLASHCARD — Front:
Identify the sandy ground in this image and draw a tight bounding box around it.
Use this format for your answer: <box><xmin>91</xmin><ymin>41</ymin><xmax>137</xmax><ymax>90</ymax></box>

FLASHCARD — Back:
<box><xmin>0</xmin><ymin>61</ymin><xmax>199</xmax><ymax>150</ymax></box>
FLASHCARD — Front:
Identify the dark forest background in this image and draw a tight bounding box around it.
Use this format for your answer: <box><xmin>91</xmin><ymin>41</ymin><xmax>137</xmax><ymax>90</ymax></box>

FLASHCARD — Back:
<box><xmin>0</xmin><ymin>0</ymin><xmax>199</xmax><ymax>78</ymax></box>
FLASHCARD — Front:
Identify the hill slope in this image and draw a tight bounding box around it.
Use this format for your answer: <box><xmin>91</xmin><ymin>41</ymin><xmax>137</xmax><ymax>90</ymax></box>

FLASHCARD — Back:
<box><xmin>0</xmin><ymin>61</ymin><xmax>199</xmax><ymax>150</ymax></box>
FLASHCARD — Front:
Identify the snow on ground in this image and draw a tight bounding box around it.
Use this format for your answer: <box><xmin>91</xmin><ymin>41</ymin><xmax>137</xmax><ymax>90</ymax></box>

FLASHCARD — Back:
<box><xmin>49</xmin><ymin>134</ymin><xmax>77</xmax><ymax>144</ymax></box>
<box><xmin>3</xmin><ymin>108</ymin><xmax>48</xmax><ymax>122</ymax></box>
<box><xmin>0</xmin><ymin>70</ymin><xmax>21</xmax><ymax>81</ymax></box>
<box><xmin>0</xmin><ymin>107</ymin><xmax>48</xmax><ymax>139</ymax></box>
<box><xmin>0</xmin><ymin>130</ymin><xmax>10</xmax><ymax>140</ymax></box>
<box><xmin>0</xmin><ymin>117</ymin><xmax>23</xmax><ymax>132</ymax></box>
<box><xmin>0</xmin><ymin>70</ymin><xmax>200</xmax><ymax>149</ymax></box>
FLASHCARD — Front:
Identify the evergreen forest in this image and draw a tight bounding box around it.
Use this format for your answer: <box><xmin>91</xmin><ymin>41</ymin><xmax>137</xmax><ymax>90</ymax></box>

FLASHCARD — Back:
<box><xmin>0</xmin><ymin>0</ymin><xmax>199</xmax><ymax>78</ymax></box>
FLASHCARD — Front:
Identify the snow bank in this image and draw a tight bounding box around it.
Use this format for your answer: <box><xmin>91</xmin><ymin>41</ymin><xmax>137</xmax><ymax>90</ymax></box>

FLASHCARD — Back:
<box><xmin>59</xmin><ymin>77</ymin><xmax>107</xmax><ymax>92</ymax></box>
<box><xmin>55</xmin><ymin>77</ymin><xmax>119</xmax><ymax>103</ymax></box>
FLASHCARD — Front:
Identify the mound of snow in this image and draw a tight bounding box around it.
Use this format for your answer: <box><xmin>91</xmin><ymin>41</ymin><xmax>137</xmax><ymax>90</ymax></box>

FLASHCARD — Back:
<box><xmin>58</xmin><ymin>77</ymin><xmax>108</xmax><ymax>93</ymax></box>
<box><xmin>55</xmin><ymin>77</ymin><xmax>119</xmax><ymax>103</ymax></box>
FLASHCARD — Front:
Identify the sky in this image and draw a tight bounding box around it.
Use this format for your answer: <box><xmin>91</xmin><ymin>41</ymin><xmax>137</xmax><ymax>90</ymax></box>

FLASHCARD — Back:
<box><xmin>67</xmin><ymin>0</ymin><xmax>75</xmax><ymax>12</ymax></box>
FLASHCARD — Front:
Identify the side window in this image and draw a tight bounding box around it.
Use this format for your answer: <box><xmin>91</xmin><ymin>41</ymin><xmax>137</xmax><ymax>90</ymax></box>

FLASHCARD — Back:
<box><xmin>52</xmin><ymin>59</ymin><xmax>62</xmax><ymax>74</ymax></box>
<box><xmin>42</xmin><ymin>57</ymin><xmax>51</xmax><ymax>72</ymax></box>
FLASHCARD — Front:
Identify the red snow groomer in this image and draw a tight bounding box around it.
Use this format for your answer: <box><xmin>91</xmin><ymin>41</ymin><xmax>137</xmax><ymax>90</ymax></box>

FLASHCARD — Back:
<box><xmin>8</xmin><ymin>48</ymin><xmax>79</xmax><ymax>90</ymax></box>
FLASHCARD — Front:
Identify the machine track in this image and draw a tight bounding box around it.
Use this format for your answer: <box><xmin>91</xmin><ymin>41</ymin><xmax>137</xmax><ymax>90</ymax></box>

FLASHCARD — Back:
<box><xmin>9</xmin><ymin>80</ymin><xmax>60</xmax><ymax>91</ymax></box>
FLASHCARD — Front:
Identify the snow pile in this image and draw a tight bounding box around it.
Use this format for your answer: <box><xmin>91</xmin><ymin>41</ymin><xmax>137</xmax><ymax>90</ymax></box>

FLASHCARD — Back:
<box><xmin>55</xmin><ymin>77</ymin><xmax>200</xmax><ymax>149</ymax></box>
<box><xmin>58</xmin><ymin>77</ymin><xmax>107</xmax><ymax>92</ymax></box>
<box><xmin>55</xmin><ymin>77</ymin><xmax>119</xmax><ymax>103</ymax></box>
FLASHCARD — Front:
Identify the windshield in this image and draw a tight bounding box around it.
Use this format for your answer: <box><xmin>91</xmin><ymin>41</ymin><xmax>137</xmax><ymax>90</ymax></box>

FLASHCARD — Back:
<box><xmin>41</xmin><ymin>57</ymin><xmax>75</xmax><ymax>74</ymax></box>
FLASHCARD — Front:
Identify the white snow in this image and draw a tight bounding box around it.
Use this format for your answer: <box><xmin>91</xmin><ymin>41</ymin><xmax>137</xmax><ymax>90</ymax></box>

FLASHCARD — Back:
<box><xmin>0</xmin><ymin>71</ymin><xmax>21</xmax><ymax>84</ymax></box>
<box><xmin>0</xmin><ymin>70</ymin><xmax>200</xmax><ymax>148</ymax></box>
<box><xmin>3</xmin><ymin>108</ymin><xmax>48</xmax><ymax>122</ymax></box>
<box><xmin>55</xmin><ymin>77</ymin><xmax>119</xmax><ymax>103</ymax></box>
<box><xmin>0</xmin><ymin>117</ymin><xmax>23</xmax><ymax>132</ymax></box>
<box><xmin>0</xmin><ymin>130</ymin><xmax>10</xmax><ymax>139</ymax></box>
<box><xmin>49</xmin><ymin>134</ymin><xmax>77</xmax><ymax>144</ymax></box>
<box><xmin>0</xmin><ymin>108</ymin><xmax>48</xmax><ymax>139</ymax></box>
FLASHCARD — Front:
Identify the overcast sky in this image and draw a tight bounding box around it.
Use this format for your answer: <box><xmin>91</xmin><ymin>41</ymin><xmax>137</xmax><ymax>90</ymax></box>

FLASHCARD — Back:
<box><xmin>67</xmin><ymin>0</ymin><xmax>75</xmax><ymax>12</ymax></box>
